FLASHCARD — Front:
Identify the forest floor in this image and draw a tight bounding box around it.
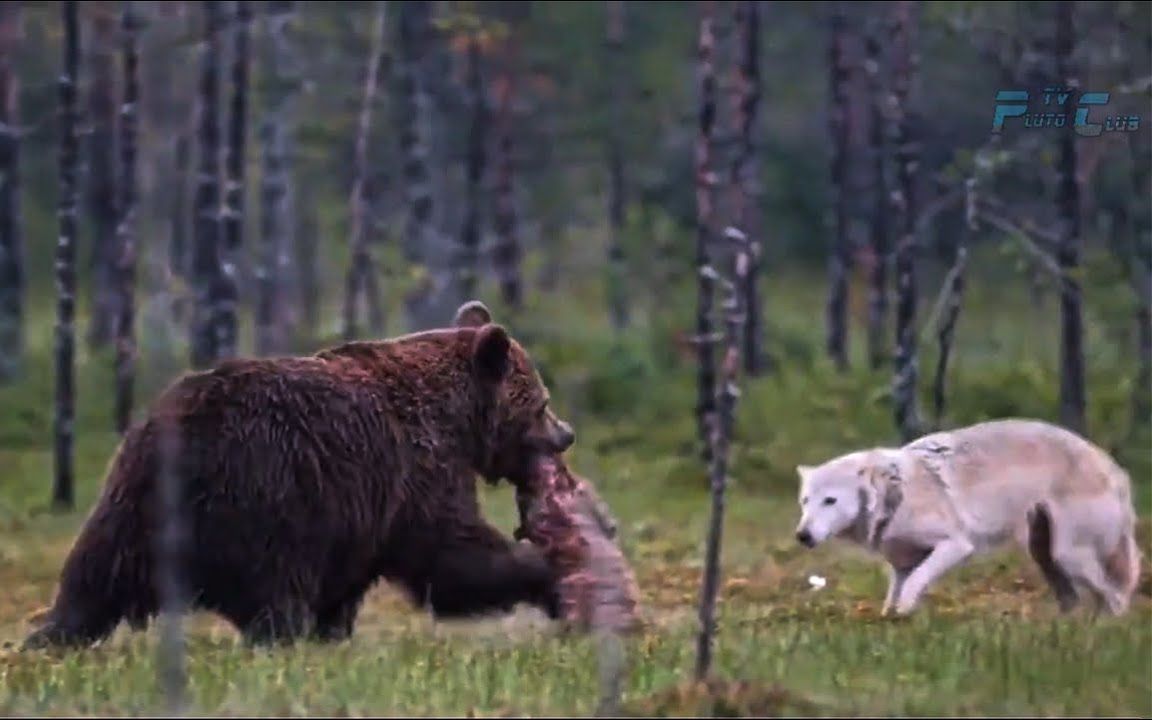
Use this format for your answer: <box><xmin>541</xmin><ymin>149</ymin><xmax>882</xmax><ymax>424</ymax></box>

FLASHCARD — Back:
<box><xmin>1</xmin><ymin>264</ymin><xmax>1150</xmax><ymax>716</ymax></box>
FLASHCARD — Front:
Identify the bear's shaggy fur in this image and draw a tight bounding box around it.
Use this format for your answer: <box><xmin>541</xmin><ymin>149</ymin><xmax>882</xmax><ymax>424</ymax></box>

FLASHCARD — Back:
<box><xmin>23</xmin><ymin>301</ymin><xmax>576</xmax><ymax>650</ymax></box>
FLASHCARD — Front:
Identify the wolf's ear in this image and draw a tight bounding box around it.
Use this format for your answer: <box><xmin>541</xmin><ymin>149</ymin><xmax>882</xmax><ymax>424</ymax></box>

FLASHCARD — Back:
<box><xmin>796</xmin><ymin>465</ymin><xmax>814</xmax><ymax>481</ymax></box>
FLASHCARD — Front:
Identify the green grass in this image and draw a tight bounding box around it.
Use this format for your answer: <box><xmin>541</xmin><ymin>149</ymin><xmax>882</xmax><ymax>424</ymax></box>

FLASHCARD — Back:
<box><xmin>0</xmin><ymin>247</ymin><xmax>1150</xmax><ymax>717</ymax></box>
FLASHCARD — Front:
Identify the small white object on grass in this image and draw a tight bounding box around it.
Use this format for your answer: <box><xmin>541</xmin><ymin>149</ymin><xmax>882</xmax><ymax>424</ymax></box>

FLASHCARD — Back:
<box><xmin>808</xmin><ymin>574</ymin><xmax>827</xmax><ymax>590</ymax></box>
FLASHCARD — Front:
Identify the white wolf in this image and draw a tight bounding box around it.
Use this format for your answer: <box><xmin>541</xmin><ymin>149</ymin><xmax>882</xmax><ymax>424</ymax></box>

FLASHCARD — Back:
<box><xmin>793</xmin><ymin>418</ymin><xmax>1142</xmax><ymax>617</ymax></box>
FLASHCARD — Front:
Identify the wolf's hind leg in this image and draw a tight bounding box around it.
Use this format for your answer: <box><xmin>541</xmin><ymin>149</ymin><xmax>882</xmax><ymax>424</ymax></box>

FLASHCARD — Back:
<box><xmin>1051</xmin><ymin>543</ymin><xmax>1128</xmax><ymax>617</ymax></box>
<box><xmin>1027</xmin><ymin>504</ymin><xmax>1079</xmax><ymax>613</ymax></box>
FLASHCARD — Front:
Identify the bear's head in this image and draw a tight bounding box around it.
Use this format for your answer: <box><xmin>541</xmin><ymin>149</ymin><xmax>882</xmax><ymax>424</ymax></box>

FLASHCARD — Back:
<box><xmin>452</xmin><ymin>300</ymin><xmax>576</xmax><ymax>488</ymax></box>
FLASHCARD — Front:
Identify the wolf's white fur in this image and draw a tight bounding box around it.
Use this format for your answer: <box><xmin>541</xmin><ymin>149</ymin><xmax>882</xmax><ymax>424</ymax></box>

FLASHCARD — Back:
<box><xmin>794</xmin><ymin>418</ymin><xmax>1142</xmax><ymax>616</ymax></box>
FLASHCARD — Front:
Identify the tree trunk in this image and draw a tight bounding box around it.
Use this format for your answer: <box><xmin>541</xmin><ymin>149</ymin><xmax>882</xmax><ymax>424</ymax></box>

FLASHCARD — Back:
<box><xmin>397</xmin><ymin>0</ymin><xmax>445</xmax><ymax>331</ymax></box>
<box><xmin>295</xmin><ymin>195</ymin><xmax>318</xmax><ymax>348</ymax></box>
<box><xmin>458</xmin><ymin>29</ymin><xmax>486</xmax><ymax>304</ymax></box>
<box><xmin>890</xmin><ymin>0</ymin><xmax>921</xmax><ymax>443</ymax></box>
<box><xmin>864</xmin><ymin>18</ymin><xmax>889</xmax><ymax>371</ymax></box>
<box><xmin>1122</xmin><ymin>26</ymin><xmax>1152</xmax><ymax>429</ymax></box>
<box><xmin>170</xmin><ymin>130</ymin><xmax>191</xmax><ymax>285</ymax></box>
<box><xmin>492</xmin><ymin>35</ymin><xmax>524</xmax><ymax>311</ymax></box>
<box><xmin>695</xmin><ymin>1</ymin><xmax>718</xmax><ymax>463</ymax></box>
<box><xmin>1055</xmin><ymin>0</ymin><xmax>1085</xmax><ymax>434</ymax></box>
<box><xmin>733</xmin><ymin>0</ymin><xmax>764</xmax><ymax>375</ymax></box>
<box><xmin>932</xmin><ymin>178</ymin><xmax>973</xmax><ymax>427</ymax></box>
<box><xmin>825</xmin><ymin>2</ymin><xmax>851</xmax><ymax>373</ymax></box>
<box><xmin>256</xmin><ymin>0</ymin><xmax>299</xmax><ymax>355</ymax></box>
<box><xmin>190</xmin><ymin>0</ymin><xmax>223</xmax><ymax>370</ymax></box>
<box><xmin>114</xmin><ymin>1</ymin><xmax>140</xmax><ymax>436</ymax></box>
<box><xmin>1128</xmin><ymin>125</ymin><xmax>1151</xmax><ymax>428</ymax></box>
<box><xmin>219</xmin><ymin>0</ymin><xmax>250</xmax><ymax>359</ymax></box>
<box><xmin>55</xmin><ymin>0</ymin><xmax>81</xmax><ymax>510</ymax></box>
<box><xmin>695</xmin><ymin>229</ymin><xmax>752</xmax><ymax>682</ymax></box>
<box><xmin>605</xmin><ymin>0</ymin><xmax>628</xmax><ymax>332</ymax></box>
<box><xmin>85</xmin><ymin>1</ymin><xmax>119</xmax><ymax>351</ymax></box>
<box><xmin>0</xmin><ymin>1</ymin><xmax>23</xmax><ymax>384</ymax></box>
<box><xmin>342</xmin><ymin>1</ymin><xmax>389</xmax><ymax>341</ymax></box>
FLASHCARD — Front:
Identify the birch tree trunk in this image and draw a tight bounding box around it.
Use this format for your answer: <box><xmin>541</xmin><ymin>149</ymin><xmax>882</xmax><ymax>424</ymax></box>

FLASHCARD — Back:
<box><xmin>55</xmin><ymin>0</ymin><xmax>81</xmax><ymax>510</ymax></box>
<box><xmin>825</xmin><ymin>2</ymin><xmax>850</xmax><ymax>373</ymax></box>
<box><xmin>114</xmin><ymin>1</ymin><xmax>140</xmax><ymax>436</ymax></box>
<box><xmin>696</xmin><ymin>229</ymin><xmax>751</xmax><ymax>681</ymax></box>
<box><xmin>342</xmin><ymin>1</ymin><xmax>388</xmax><ymax>341</ymax></box>
<box><xmin>190</xmin><ymin>1</ymin><xmax>223</xmax><ymax>370</ymax></box>
<box><xmin>1055</xmin><ymin>0</ymin><xmax>1085</xmax><ymax>434</ymax></box>
<box><xmin>85</xmin><ymin>1</ymin><xmax>119</xmax><ymax>351</ymax></box>
<box><xmin>256</xmin><ymin>0</ymin><xmax>299</xmax><ymax>355</ymax></box>
<box><xmin>0</xmin><ymin>1</ymin><xmax>22</xmax><ymax>384</ymax></box>
<box><xmin>695</xmin><ymin>1</ymin><xmax>718</xmax><ymax>462</ymax></box>
<box><xmin>890</xmin><ymin>0</ymin><xmax>921</xmax><ymax>443</ymax></box>
<box><xmin>219</xmin><ymin>0</ymin><xmax>250</xmax><ymax>358</ymax></box>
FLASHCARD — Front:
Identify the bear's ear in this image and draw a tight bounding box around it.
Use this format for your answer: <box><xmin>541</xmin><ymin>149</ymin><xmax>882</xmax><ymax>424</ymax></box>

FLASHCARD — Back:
<box><xmin>454</xmin><ymin>300</ymin><xmax>493</xmax><ymax>329</ymax></box>
<box><xmin>472</xmin><ymin>324</ymin><xmax>512</xmax><ymax>384</ymax></box>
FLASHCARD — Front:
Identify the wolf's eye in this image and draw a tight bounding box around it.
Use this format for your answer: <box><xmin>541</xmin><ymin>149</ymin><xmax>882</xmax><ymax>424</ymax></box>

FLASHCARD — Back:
<box><xmin>822</xmin><ymin>497</ymin><xmax>837</xmax><ymax>506</ymax></box>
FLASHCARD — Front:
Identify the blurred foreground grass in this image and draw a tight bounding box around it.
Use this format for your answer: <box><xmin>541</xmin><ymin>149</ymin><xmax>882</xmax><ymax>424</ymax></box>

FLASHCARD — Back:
<box><xmin>0</xmin><ymin>256</ymin><xmax>1149</xmax><ymax>716</ymax></box>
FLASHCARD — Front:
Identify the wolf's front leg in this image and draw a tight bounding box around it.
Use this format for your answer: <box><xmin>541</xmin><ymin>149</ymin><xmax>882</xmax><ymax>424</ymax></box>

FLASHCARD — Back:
<box><xmin>881</xmin><ymin>565</ymin><xmax>910</xmax><ymax>617</ymax></box>
<box><xmin>893</xmin><ymin>538</ymin><xmax>974</xmax><ymax>615</ymax></box>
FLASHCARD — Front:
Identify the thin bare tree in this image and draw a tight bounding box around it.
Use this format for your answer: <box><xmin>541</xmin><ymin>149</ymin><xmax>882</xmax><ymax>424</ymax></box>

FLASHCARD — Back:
<box><xmin>492</xmin><ymin>26</ymin><xmax>524</xmax><ymax>311</ymax></box>
<box><xmin>733</xmin><ymin>0</ymin><xmax>764</xmax><ymax>376</ymax></box>
<box><xmin>190</xmin><ymin>1</ymin><xmax>223</xmax><ymax>369</ymax></box>
<box><xmin>696</xmin><ymin>227</ymin><xmax>752</xmax><ymax>681</ymax></box>
<box><xmin>256</xmin><ymin>0</ymin><xmax>300</xmax><ymax>355</ymax></box>
<box><xmin>458</xmin><ymin>24</ymin><xmax>487</xmax><ymax>304</ymax></box>
<box><xmin>890</xmin><ymin>0</ymin><xmax>921</xmax><ymax>443</ymax></box>
<box><xmin>932</xmin><ymin>177</ymin><xmax>973</xmax><ymax>426</ymax></box>
<box><xmin>55</xmin><ymin>0</ymin><xmax>81</xmax><ymax>510</ymax></box>
<box><xmin>397</xmin><ymin>0</ymin><xmax>443</xmax><ymax>331</ymax></box>
<box><xmin>85</xmin><ymin>1</ymin><xmax>120</xmax><ymax>351</ymax></box>
<box><xmin>1055</xmin><ymin>0</ymin><xmax>1085</xmax><ymax>434</ymax></box>
<box><xmin>114</xmin><ymin>1</ymin><xmax>140</xmax><ymax>436</ymax></box>
<box><xmin>0</xmin><ymin>0</ymin><xmax>23</xmax><ymax>384</ymax></box>
<box><xmin>219</xmin><ymin>0</ymin><xmax>250</xmax><ymax>358</ymax></box>
<box><xmin>695</xmin><ymin>0</ymin><xmax>718</xmax><ymax>463</ymax></box>
<box><xmin>342</xmin><ymin>1</ymin><xmax>389</xmax><ymax>341</ymax></box>
<box><xmin>864</xmin><ymin>16</ymin><xmax>889</xmax><ymax>370</ymax></box>
<box><xmin>825</xmin><ymin>2</ymin><xmax>851</xmax><ymax>373</ymax></box>
<box><xmin>605</xmin><ymin>0</ymin><xmax>629</xmax><ymax>332</ymax></box>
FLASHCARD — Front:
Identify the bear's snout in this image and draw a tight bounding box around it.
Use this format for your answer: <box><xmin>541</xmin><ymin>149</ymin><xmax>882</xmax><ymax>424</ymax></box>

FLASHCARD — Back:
<box><xmin>553</xmin><ymin>419</ymin><xmax>575</xmax><ymax>451</ymax></box>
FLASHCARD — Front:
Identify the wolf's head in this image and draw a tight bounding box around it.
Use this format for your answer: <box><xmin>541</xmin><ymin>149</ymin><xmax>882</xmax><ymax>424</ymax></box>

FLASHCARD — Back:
<box><xmin>794</xmin><ymin>448</ymin><xmax>906</xmax><ymax>548</ymax></box>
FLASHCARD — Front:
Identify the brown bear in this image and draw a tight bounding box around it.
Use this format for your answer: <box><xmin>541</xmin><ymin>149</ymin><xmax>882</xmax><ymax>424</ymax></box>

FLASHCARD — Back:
<box><xmin>22</xmin><ymin>301</ymin><xmax>576</xmax><ymax>650</ymax></box>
